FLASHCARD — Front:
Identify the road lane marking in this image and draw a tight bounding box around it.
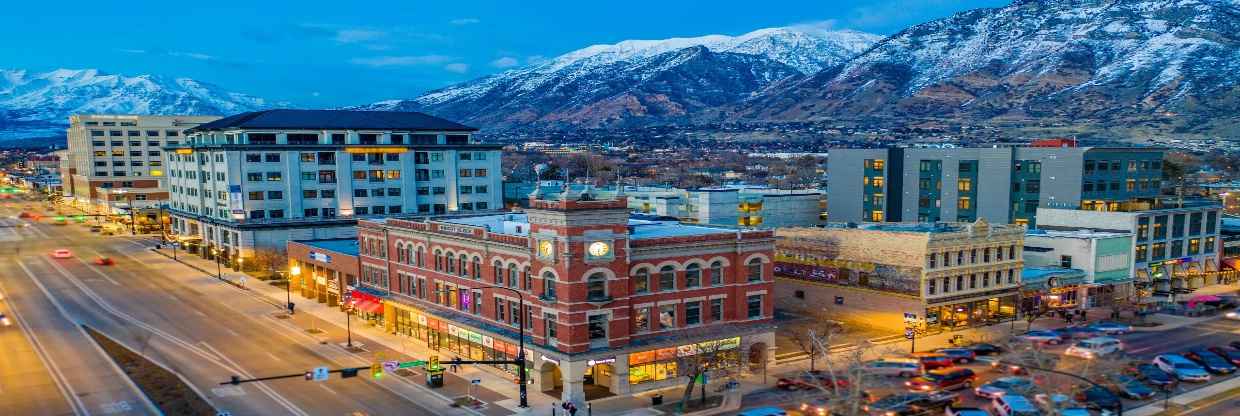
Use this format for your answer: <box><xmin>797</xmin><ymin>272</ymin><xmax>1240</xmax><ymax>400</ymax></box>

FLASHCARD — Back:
<box><xmin>71</xmin><ymin>253</ymin><xmax>121</xmax><ymax>286</ymax></box>
<box><xmin>223</xmin><ymin>327</ymin><xmax>240</xmax><ymax>337</ymax></box>
<box><xmin>200</xmin><ymin>341</ymin><xmax>310</xmax><ymax>416</ymax></box>
<box><xmin>0</xmin><ymin>270</ymin><xmax>90</xmax><ymax>416</ymax></box>
<box><xmin>266</xmin><ymin>352</ymin><xmax>284</xmax><ymax>362</ymax></box>
<box><xmin>317</xmin><ymin>384</ymin><xmax>337</xmax><ymax>395</ymax></box>
<box><xmin>40</xmin><ymin>256</ymin><xmax>308</xmax><ymax>416</ymax></box>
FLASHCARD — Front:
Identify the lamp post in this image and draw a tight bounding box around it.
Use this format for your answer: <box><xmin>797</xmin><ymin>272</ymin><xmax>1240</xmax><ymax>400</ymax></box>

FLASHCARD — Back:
<box><xmin>288</xmin><ymin>265</ymin><xmax>299</xmax><ymax>314</ymax></box>
<box><xmin>438</xmin><ymin>285</ymin><xmax>529</xmax><ymax>408</ymax></box>
<box><xmin>213</xmin><ymin>248</ymin><xmax>222</xmax><ymax>281</ymax></box>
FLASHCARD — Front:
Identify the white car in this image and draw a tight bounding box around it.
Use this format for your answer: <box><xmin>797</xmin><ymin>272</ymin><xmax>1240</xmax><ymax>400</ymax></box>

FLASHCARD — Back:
<box><xmin>1065</xmin><ymin>337</ymin><xmax>1123</xmax><ymax>359</ymax></box>
<box><xmin>50</xmin><ymin>249</ymin><xmax>72</xmax><ymax>259</ymax></box>
<box><xmin>1153</xmin><ymin>354</ymin><xmax>1211</xmax><ymax>382</ymax></box>
<box><xmin>861</xmin><ymin>358</ymin><xmax>922</xmax><ymax>377</ymax></box>
<box><xmin>1225</xmin><ymin>311</ymin><xmax>1239</xmax><ymax>320</ymax></box>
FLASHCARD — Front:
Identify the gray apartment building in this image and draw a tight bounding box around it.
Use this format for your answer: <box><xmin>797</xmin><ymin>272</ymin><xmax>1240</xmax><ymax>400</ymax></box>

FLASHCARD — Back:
<box><xmin>827</xmin><ymin>146</ymin><xmax>1165</xmax><ymax>227</ymax></box>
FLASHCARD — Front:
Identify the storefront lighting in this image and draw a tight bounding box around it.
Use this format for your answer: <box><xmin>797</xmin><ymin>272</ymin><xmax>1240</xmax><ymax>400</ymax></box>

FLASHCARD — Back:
<box><xmin>344</xmin><ymin>147</ymin><xmax>408</xmax><ymax>154</ymax></box>
<box><xmin>290</xmin><ymin>266</ymin><xmax>301</xmax><ymax>276</ymax></box>
<box><xmin>175</xmin><ymin>149</ymin><xmax>194</xmax><ymax>155</ymax></box>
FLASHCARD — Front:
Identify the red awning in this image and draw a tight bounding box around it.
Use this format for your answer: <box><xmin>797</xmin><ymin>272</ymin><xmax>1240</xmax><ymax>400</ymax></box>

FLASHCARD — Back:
<box><xmin>354</xmin><ymin>300</ymin><xmax>383</xmax><ymax>314</ymax></box>
<box><xmin>1222</xmin><ymin>258</ymin><xmax>1239</xmax><ymax>271</ymax></box>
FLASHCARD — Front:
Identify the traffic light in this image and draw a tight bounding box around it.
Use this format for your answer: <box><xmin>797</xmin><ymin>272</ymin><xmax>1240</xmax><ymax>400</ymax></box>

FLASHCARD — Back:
<box><xmin>429</xmin><ymin>355</ymin><xmax>440</xmax><ymax>371</ymax></box>
<box><xmin>370</xmin><ymin>363</ymin><xmax>382</xmax><ymax>380</ymax></box>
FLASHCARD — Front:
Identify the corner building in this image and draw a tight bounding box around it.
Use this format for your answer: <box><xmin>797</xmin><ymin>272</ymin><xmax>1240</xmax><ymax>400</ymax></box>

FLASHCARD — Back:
<box><xmin>356</xmin><ymin>187</ymin><xmax>776</xmax><ymax>407</ymax></box>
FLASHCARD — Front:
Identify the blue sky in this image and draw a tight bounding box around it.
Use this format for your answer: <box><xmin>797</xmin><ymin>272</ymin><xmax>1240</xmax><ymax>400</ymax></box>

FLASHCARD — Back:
<box><xmin>2</xmin><ymin>0</ymin><xmax>1007</xmax><ymax>107</ymax></box>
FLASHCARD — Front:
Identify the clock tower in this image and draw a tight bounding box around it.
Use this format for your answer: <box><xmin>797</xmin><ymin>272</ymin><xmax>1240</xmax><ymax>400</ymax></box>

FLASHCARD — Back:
<box><xmin>527</xmin><ymin>186</ymin><xmax>630</xmax><ymax>353</ymax></box>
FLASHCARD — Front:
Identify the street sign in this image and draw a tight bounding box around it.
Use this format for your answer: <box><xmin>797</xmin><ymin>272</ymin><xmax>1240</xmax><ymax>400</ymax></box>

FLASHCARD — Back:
<box><xmin>904</xmin><ymin>329</ymin><xmax>914</xmax><ymax>340</ymax></box>
<box><xmin>382</xmin><ymin>360</ymin><xmax>399</xmax><ymax>373</ymax></box>
<box><xmin>311</xmin><ymin>366</ymin><xmax>329</xmax><ymax>381</ymax></box>
<box><xmin>471</xmin><ymin>379</ymin><xmax>481</xmax><ymax>385</ymax></box>
<box><xmin>903</xmin><ymin>312</ymin><xmax>917</xmax><ymax>322</ymax></box>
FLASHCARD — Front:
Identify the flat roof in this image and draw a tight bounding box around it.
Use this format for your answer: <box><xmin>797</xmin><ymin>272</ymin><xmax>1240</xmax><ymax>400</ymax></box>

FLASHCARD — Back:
<box><xmin>857</xmin><ymin>222</ymin><xmax>964</xmax><ymax>233</ymax></box>
<box><xmin>436</xmin><ymin>213</ymin><xmax>737</xmax><ymax>240</ymax></box>
<box><xmin>628</xmin><ymin>220</ymin><xmax>735</xmax><ymax>240</ymax></box>
<box><xmin>189</xmin><ymin>109</ymin><xmax>477</xmax><ymax>132</ymax></box>
<box><xmin>1026</xmin><ymin>229</ymin><xmax>1131</xmax><ymax>239</ymax></box>
<box><xmin>298</xmin><ymin>238</ymin><xmax>359</xmax><ymax>256</ymax></box>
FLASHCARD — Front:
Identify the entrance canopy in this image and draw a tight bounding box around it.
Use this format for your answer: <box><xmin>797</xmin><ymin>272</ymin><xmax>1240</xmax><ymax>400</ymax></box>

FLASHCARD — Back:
<box><xmin>1021</xmin><ymin>267</ymin><xmax>1087</xmax><ymax>290</ymax></box>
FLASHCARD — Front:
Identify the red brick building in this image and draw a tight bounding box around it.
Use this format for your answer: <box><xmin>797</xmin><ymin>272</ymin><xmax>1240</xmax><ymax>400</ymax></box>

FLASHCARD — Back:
<box><xmin>353</xmin><ymin>187</ymin><xmax>775</xmax><ymax>406</ymax></box>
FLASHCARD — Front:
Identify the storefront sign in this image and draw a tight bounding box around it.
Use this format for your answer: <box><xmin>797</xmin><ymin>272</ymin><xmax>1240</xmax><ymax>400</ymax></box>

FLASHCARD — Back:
<box><xmin>327</xmin><ymin>279</ymin><xmax>339</xmax><ymax>294</ymax></box>
<box><xmin>228</xmin><ymin>185</ymin><xmax>244</xmax><ymax>217</ymax></box>
<box><xmin>587</xmin><ymin>358</ymin><xmax>616</xmax><ymax>366</ymax></box>
<box><xmin>482</xmin><ymin>335</ymin><xmax>494</xmax><ymax>348</ymax></box>
<box><xmin>417</xmin><ymin>315</ymin><xmax>428</xmax><ymax>326</ymax></box>
<box><xmin>448</xmin><ymin>325</ymin><xmax>459</xmax><ymax>337</ymax></box>
<box><xmin>436</xmin><ymin>224</ymin><xmax>479</xmax><ymax>236</ymax></box>
<box><xmin>309</xmin><ymin>251</ymin><xmax>331</xmax><ymax>263</ymax></box>
<box><xmin>315</xmin><ymin>275</ymin><xmax>327</xmax><ymax>286</ymax></box>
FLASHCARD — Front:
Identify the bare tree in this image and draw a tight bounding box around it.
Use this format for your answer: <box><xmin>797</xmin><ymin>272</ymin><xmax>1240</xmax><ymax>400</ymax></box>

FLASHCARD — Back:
<box><xmin>780</xmin><ymin>316</ymin><xmax>844</xmax><ymax>372</ymax></box>
<box><xmin>674</xmin><ymin>336</ymin><xmax>742</xmax><ymax>412</ymax></box>
<box><xmin>249</xmin><ymin>247</ymin><xmax>287</xmax><ymax>279</ymax></box>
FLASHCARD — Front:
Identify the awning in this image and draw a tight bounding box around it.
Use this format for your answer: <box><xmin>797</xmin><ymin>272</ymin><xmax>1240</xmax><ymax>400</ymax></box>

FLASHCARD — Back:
<box><xmin>1223</xmin><ymin>258</ymin><xmax>1239</xmax><ymax>271</ymax></box>
<box><xmin>354</xmin><ymin>300</ymin><xmax>383</xmax><ymax>314</ymax></box>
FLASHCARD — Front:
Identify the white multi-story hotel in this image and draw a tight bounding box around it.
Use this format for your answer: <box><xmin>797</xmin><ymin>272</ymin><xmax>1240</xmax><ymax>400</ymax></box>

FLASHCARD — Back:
<box><xmin>163</xmin><ymin>109</ymin><xmax>502</xmax><ymax>265</ymax></box>
<box><xmin>64</xmin><ymin>115</ymin><xmax>220</xmax><ymax>215</ymax></box>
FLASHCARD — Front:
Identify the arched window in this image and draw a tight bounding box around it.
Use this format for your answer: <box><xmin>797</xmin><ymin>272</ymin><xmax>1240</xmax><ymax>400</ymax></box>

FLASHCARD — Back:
<box><xmin>508</xmin><ymin>264</ymin><xmax>519</xmax><ymax>288</ymax></box>
<box><xmin>633</xmin><ymin>268</ymin><xmax>650</xmax><ymax>293</ymax></box>
<box><xmin>446</xmin><ymin>252</ymin><xmax>457</xmax><ymax>274</ymax></box>
<box><xmin>492</xmin><ymin>261</ymin><xmax>503</xmax><ymax>283</ymax></box>
<box><xmin>458</xmin><ymin>254</ymin><xmax>469</xmax><ymax>277</ymax></box>
<box><xmin>587</xmin><ymin>273</ymin><xmax>608</xmax><ymax>300</ymax></box>
<box><xmin>685</xmin><ymin>263</ymin><xmax>702</xmax><ymax>288</ymax></box>
<box><xmin>472</xmin><ymin>257</ymin><xmax>482</xmax><ymax>280</ymax></box>
<box><xmin>659</xmin><ymin>266</ymin><xmax>676</xmax><ymax>291</ymax></box>
<box><xmin>395</xmin><ymin>243</ymin><xmax>406</xmax><ymax>264</ymax></box>
<box><xmin>434</xmin><ymin>250</ymin><xmax>443</xmax><ymax>271</ymax></box>
<box><xmin>415</xmin><ymin>247</ymin><xmax>424</xmax><ymax>267</ymax></box>
<box><xmin>523</xmin><ymin>266</ymin><xmax>532</xmax><ymax>290</ymax></box>
<box><xmin>542</xmin><ymin>271</ymin><xmax>557</xmax><ymax>299</ymax></box>
<box><xmin>710</xmin><ymin>261</ymin><xmax>724</xmax><ymax>285</ymax></box>
<box><xmin>747</xmin><ymin>258</ymin><xmax>764</xmax><ymax>282</ymax></box>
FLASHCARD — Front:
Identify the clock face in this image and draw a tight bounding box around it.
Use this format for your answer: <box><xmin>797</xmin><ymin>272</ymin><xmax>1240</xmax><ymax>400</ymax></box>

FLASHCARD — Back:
<box><xmin>587</xmin><ymin>241</ymin><xmax>611</xmax><ymax>257</ymax></box>
<box><xmin>538</xmin><ymin>240</ymin><xmax>554</xmax><ymax>257</ymax></box>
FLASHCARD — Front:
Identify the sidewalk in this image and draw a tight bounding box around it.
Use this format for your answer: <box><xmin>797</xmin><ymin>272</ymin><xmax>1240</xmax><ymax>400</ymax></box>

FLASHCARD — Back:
<box><xmin>1126</xmin><ymin>374</ymin><xmax>1240</xmax><ymax>416</ymax></box>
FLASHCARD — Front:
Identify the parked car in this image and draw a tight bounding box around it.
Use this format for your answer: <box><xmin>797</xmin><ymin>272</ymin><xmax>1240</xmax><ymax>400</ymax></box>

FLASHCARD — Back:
<box><xmin>1064</xmin><ymin>336</ymin><xmax>1123</xmax><ymax>359</ymax></box>
<box><xmin>1128</xmin><ymin>363</ymin><xmax>1178</xmax><ymax>387</ymax></box>
<box><xmin>980</xmin><ymin>357</ymin><xmax>1029</xmax><ymax>375</ymax></box>
<box><xmin>1086</xmin><ymin>321</ymin><xmax>1133</xmax><ymax>335</ymax></box>
<box><xmin>1103</xmin><ymin>374</ymin><xmax>1156</xmax><ymax>400</ymax></box>
<box><xmin>991</xmin><ymin>395</ymin><xmax>1042</xmax><ymax>416</ymax></box>
<box><xmin>944</xmin><ymin>407</ymin><xmax>989</xmax><ymax>416</ymax></box>
<box><xmin>974</xmin><ymin>377</ymin><xmax>1035</xmax><ymax>399</ymax></box>
<box><xmin>50</xmin><ymin>249</ymin><xmax>72</xmax><ymax>258</ymax></box>
<box><xmin>968</xmin><ymin>343</ymin><xmax>1004</xmax><ymax>356</ymax></box>
<box><xmin>1206</xmin><ymin>346</ymin><xmax>1240</xmax><ymax>366</ymax></box>
<box><xmin>909</xmin><ymin>352</ymin><xmax>955</xmax><ymax>370</ymax></box>
<box><xmin>861</xmin><ymin>358</ymin><xmax>922</xmax><ymax>377</ymax></box>
<box><xmin>863</xmin><ymin>392</ymin><xmax>957</xmax><ymax>416</ymax></box>
<box><xmin>1055</xmin><ymin>326</ymin><xmax>1104</xmax><ymax>340</ymax></box>
<box><xmin>1</xmin><ymin>312</ymin><xmax>10</xmax><ymax>327</ymax></box>
<box><xmin>906</xmin><ymin>368</ymin><xmax>977</xmax><ymax>392</ymax></box>
<box><xmin>1183</xmin><ymin>349</ymin><xmax>1237</xmax><ymax>374</ymax></box>
<box><xmin>1033</xmin><ymin>393</ymin><xmax>1087</xmax><ymax>415</ymax></box>
<box><xmin>935</xmin><ymin>348</ymin><xmax>977</xmax><ymax>363</ymax></box>
<box><xmin>1153</xmin><ymin>354</ymin><xmax>1211</xmax><ymax>382</ymax></box>
<box><xmin>1017</xmin><ymin>330</ymin><xmax>1065</xmax><ymax>345</ymax></box>
<box><xmin>1074</xmin><ymin>385</ymin><xmax>1122</xmax><ymax>412</ymax></box>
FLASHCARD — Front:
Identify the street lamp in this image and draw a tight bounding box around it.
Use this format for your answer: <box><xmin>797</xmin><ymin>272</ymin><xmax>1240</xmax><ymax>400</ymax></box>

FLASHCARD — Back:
<box><xmin>212</xmin><ymin>248</ymin><xmax>222</xmax><ymax>281</ymax></box>
<box><xmin>288</xmin><ymin>266</ymin><xmax>299</xmax><ymax>314</ymax></box>
<box><xmin>437</xmin><ymin>285</ymin><xmax>530</xmax><ymax>408</ymax></box>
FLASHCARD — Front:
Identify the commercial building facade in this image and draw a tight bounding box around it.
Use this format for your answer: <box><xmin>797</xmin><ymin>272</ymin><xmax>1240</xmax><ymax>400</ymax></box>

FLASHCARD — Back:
<box><xmin>1023</xmin><ymin>229</ymin><xmax>1135</xmax><ymax>308</ymax></box>
<box><xmin>64</xmin><ymin>115</ymin><xmax>219</xmax><ymax>227</ymax></box>
<box><xmin>338</xmin><ymin>187</ymin><xmax>775</xmax><ymax>407</ymax></box>
<box><xmin>164</xmin><ymin>109</ymin><xmax>502</xmax><ymax>266</ymax></box>
<box><xmin>626</xmin><ymin>186</ymin><xmax>826</xmax><ymax>228</ymax></box>
<box><xmin>772</xmin><ymin>220</ymin><xmax>1024</xmax><ymax>332</ymax></box>
<box><xmin>828</xmin><ymin>147</ymin><xmax>1165</xmax><ymax>227</ymax></box>
<box><xmin>1037</xmin><ymin>200</ymin><xmax>1231</xmax><ymax>302</ymax></box>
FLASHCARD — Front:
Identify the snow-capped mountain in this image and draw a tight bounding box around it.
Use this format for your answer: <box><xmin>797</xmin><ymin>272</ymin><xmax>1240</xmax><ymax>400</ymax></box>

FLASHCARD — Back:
<box><xmin>358</xmin><ymin>27</ymin><xmax>881</xmax><ymax>129</ymax></box>
<box><xmin>738</xmin><ymin>0</ymin><xmax>1240</xmax><ymax>136</ymax></box>
<box><xmin>0</xmin><ymin>68</ymin><xmax>278</xmax><ymax>140</ymax></box>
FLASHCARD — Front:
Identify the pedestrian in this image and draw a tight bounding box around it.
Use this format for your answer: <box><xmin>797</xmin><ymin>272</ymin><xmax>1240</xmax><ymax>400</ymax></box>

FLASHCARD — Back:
<box><xmin>568</xmin><ymin>403</ymin><xmax>578</xmax><ymax>416</ymax></box>
<box><xmin>450</xmin><ymin>356</ymin><xmax>460</xmax><ymax>373</ymax></box>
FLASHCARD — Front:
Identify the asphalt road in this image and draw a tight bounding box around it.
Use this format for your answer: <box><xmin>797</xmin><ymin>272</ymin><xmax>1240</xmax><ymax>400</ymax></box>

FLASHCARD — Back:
<box><xmin>0</xmin><ymin>199</ymin><xmax>461</xmax><ymax>416</ymax></box>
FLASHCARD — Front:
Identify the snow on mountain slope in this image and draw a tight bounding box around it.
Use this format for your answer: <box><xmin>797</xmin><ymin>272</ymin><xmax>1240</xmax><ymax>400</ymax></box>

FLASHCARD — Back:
<box><xmin>0</xmin><ymin>68</ymin><xmax>278</xmax><ymax>139</ymax></box>
<box><xmin>358</xmin><ymin>27</ymin><xmax>881</xmax><ymax>128</ymax></box>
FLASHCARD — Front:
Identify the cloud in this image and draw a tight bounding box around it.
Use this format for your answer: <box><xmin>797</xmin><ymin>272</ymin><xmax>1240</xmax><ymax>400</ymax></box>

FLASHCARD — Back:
<box><xmin>450</xmin><ymin>18</ymin><xmax>481</xmax><ymax>25</ymax></box>
<box><xmin>444</xmin><ymin>63</ymin><xmax>470</xmax><ymax>73</ymax></box>
<box><xmin>350</xmin><ymin>55</ymin><xmax>454</xmax><ymax>67</ymax></box>
<box><xmin>526</xmin><ymin>55</ymin><xmax>548</xmax><ymax>65</ymax></box>
<box><xmin>117</xmin><ymin>48</ymin><xmax>147</xmax><ymax>54</ymax></box>
<box><xmin>788</xmin><ymin>19</ymin><xmax>840</xmax><ymax>35</ymax></box>
<box><xmin>335</xmin><ymin>29</ymin><xmax>386</xmax><ymax>44</ymax></box>
<box><xmin>169</xmin><ymin>51</ymin><xmax>217</xmax><ymax>61</ymax></box>
<box><xmin>490</xmin><ymin>56</ymin><xmax>519</xmax><ymax>68</ymax></box>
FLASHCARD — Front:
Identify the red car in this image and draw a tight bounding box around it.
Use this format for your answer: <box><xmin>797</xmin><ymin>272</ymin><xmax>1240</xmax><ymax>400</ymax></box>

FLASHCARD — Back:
<box><xmin>93</xmin><ymin>257</ymin><xmax>115</xmax><ymax>266</ymax></box>
<box><xmin>910</xmin><ymin>353</ymin><xmax>955</xmax><ymax>370</ymax></box>
<box><xmin>906</xmin><ymin>368</ymin><xmax>977</xmax><ymax>392</ymax></box>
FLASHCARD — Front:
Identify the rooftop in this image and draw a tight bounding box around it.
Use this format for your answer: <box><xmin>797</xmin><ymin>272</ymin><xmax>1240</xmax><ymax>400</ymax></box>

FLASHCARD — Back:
<box><xmin>298</xmin><ymin>238</ymin><xmax>359</xmax><ymax>256</ymax></box>
<box><xmin>434</xmin><ymin>212</ymin><xmax>738</xmax><ymax>240</ymax></box>
<box><xmin>188</xmin><ymin>109</ymin><xmax>477</xmax><ymax>133</ymax></box>
<box><xmin>1026</xmin><ymin>229</ymin><xmax>1131</xmax><ymax>239</ymax></box>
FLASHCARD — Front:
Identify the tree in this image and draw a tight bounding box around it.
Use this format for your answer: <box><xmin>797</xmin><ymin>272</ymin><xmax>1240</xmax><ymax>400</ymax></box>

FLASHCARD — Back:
<box><xmin>674</xmin><ymin>336</ymin><xmax>742</xmax><ymax>412</ymax></box>
<box><xmin>249</xmin><ymin>247</ymin><xmax>287</xmax><ymax>278</ymax></box>
<box><xmin>781</xmin><ymin>316</ymin><xmax>844</xmax><ymax>372</ymax></box>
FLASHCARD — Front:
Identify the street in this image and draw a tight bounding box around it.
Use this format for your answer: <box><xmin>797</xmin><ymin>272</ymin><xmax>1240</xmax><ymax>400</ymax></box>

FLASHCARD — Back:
<box><xmin>0</xmin><ymin>198</ymin><xmax>476</xmax><ymax>416</ymax></box>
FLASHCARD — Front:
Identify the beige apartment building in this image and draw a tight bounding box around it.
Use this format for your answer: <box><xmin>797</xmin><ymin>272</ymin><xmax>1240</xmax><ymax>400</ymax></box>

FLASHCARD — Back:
<box><xmin>772</xmin><ymin>219</ymin><xmax>1025</xmax><ymax>332</ymax></box>
<box><xmin>64</xmin><ymin>115</ymin><xmax>220</xmax><ymax>223</ymax></box>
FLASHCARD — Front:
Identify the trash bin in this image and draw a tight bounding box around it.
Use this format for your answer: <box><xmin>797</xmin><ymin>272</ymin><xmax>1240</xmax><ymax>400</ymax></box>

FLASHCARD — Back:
<box><xmin>651</xmin><ymin>394</ymin><xmax>663</xmax><ymax>406</ymax></box>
